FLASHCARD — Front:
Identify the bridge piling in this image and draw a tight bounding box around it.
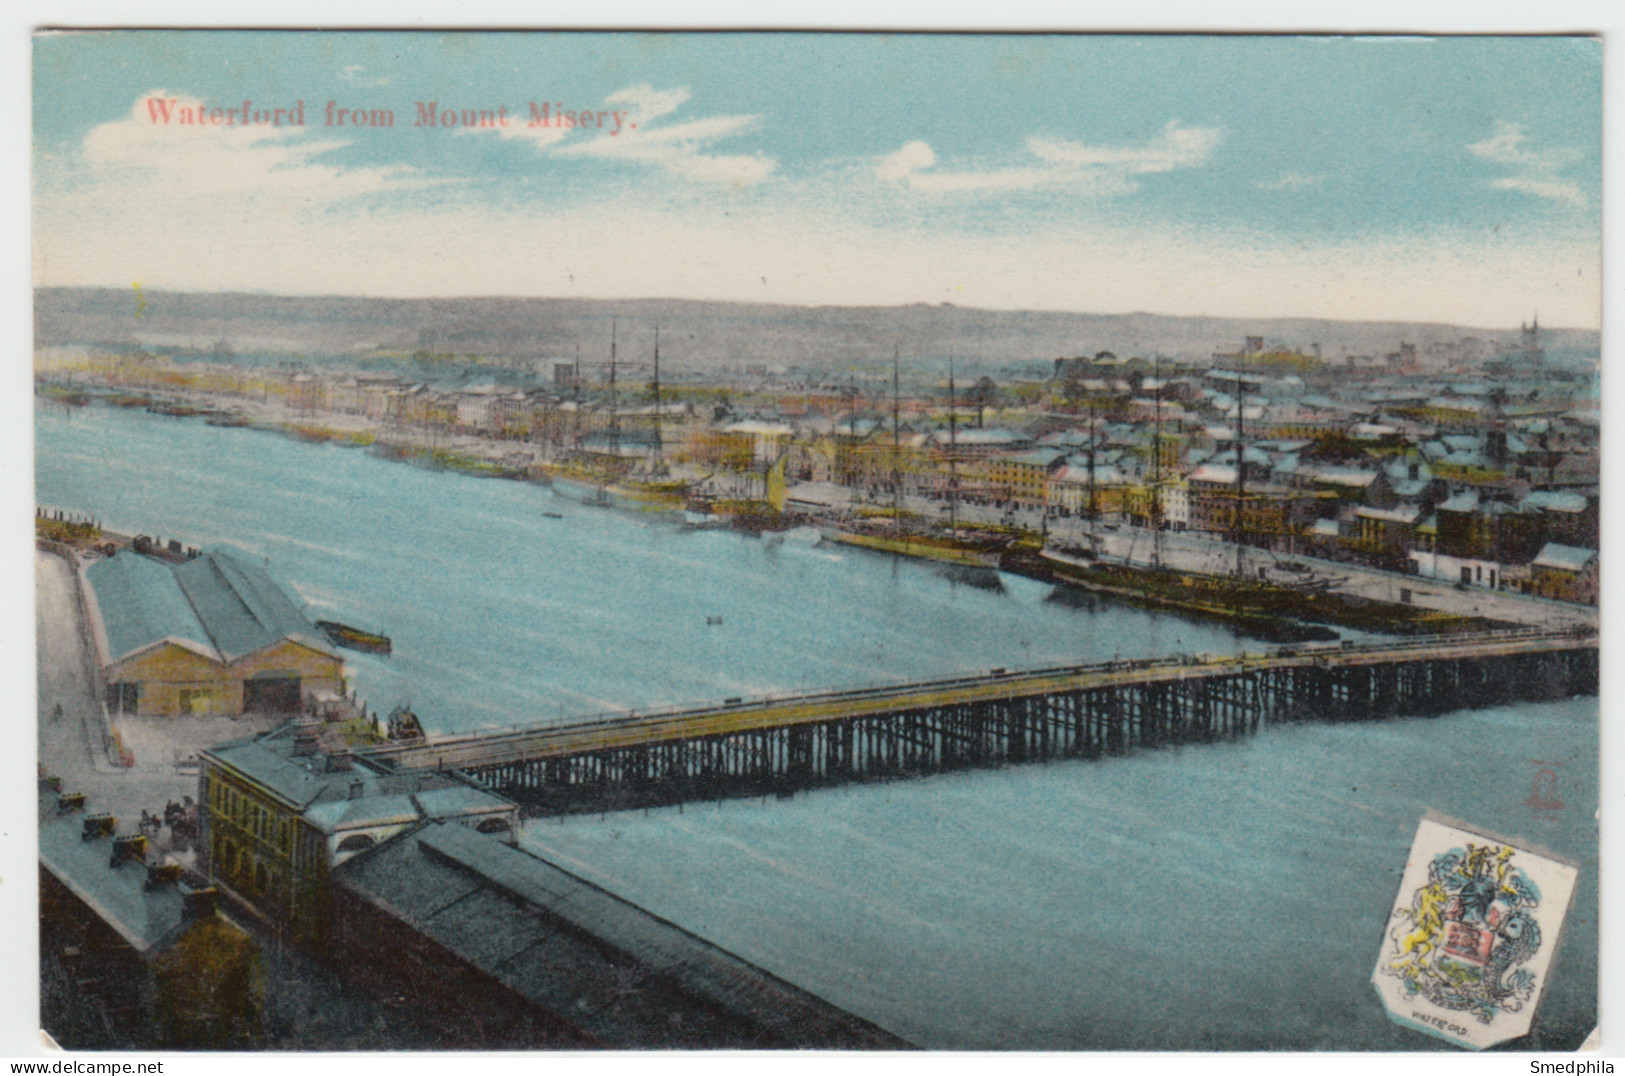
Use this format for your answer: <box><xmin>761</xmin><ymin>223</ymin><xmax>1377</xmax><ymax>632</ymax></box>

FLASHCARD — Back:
<box><xmin>364</xmin><ymin>634</ymin><xmax>1597</xmax><ymax>818</ymax></box>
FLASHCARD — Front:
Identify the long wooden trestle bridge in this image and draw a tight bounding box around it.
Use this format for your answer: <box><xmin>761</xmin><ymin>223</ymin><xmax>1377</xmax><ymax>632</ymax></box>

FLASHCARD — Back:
<box><xmin>362</xmin><ymin>628</ymin><xmax>1598</xmax><ymax>816</ymax></box>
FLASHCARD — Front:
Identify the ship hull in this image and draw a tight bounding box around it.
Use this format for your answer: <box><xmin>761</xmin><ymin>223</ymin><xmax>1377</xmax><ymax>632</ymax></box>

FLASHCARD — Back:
<box><xmin>1025</xmin><ymin>548</ymin><xmax>1502</xmax><ymax>639</ymax></box>
<box><xmin>823</xmin><ymin>528</ymin><xmax>1005</xmax><ymax>568</ymax></box>
<box><xmin>315</xmin><ymin>620</ymin><xmax>392</xmax><ymax>655</ymax></box>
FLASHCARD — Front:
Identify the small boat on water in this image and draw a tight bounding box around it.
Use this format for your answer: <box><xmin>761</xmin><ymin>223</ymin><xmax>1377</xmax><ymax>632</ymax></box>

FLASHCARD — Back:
<box><xmin>315</xmin><ymin>620</ymin><xmax>392</xmax><ymax>655</ymax></box>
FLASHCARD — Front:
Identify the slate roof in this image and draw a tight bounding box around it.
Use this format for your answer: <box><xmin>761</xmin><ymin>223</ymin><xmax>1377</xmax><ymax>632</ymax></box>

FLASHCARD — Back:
<box><xmin>38</xmin><ymin>790</ymin><xmax>189</xmax><ymax>953</ymax></box>
<box><xmin>334</xmin><ymin>822</ymin><xmax>910</xmax><ymax>1049</ymax></box>
<box><xmin>1002</xmin><ymin>449</ymin><xmax>1067</xmax><ymax>469</ymax></box>
<box><xmin>955</xmin><ymin>428</ymin><xmax>1028</xmax><ymax>447</ymax></box>
<box><xmin>205</xmin><ymin>725</ymin><xmax>515</xmax><ymax>831</ymax></box>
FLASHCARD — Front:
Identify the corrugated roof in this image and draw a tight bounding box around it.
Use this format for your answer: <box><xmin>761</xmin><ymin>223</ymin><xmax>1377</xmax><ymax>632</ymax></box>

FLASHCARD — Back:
<box><xmin>89</xmin><ymin>549</ymin><xmax>333</xmax><ymax>668</ymax></box>
<box><xmin>85</xmin><ymin>552</ymin><xmax>219</xmax><ymax>664</ymax></box>
<box><xmin>171</xmin><ymin>551</ymin><xmax>326</xmax><ymax>661</ymax></box>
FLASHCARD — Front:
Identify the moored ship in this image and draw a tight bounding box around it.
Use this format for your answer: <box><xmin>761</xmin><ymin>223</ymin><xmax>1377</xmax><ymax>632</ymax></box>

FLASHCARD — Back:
<box><xmin>315</xmin><ymin>619</ymin><xmax>393</xmax><ymax>655</ymax></box>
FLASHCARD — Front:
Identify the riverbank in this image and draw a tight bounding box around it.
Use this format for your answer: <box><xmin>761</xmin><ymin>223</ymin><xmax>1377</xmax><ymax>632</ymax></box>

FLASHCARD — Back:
<box><xmin>48</xmin><ymin>384</ymin><xmax>1596</xmax><ymax>643</ymax></box>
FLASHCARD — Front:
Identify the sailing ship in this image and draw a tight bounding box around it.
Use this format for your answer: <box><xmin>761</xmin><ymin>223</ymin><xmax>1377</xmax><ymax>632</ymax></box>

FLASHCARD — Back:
<box><xmin>1027</xmin><ymin>356</ymin><xmax>1488</xmax><ymax>638</ymax></box>
<box><xmin>543</xmin><ymin>321</ymin><xmax>693</xmax><ymax>510</ymax></box>
<box><xmin>821</xmin><ymin>351</ymin><xmax>1012</xmax><ymax>568</ymax></box>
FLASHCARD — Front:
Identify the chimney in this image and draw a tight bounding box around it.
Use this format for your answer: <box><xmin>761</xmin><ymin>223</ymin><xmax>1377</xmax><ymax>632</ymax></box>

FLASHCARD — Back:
<box><xmin>327</xmin><ymin>749</ymin><xmax>353</xmax><ymax>772</ymax></box>
<box><xmin>80</xmin><ymin>813</ymin><xmax>116</xmax><ymax>841</ymax></box>
<box><xmin>144</xmin><ymin>861</ymin><xmax>184</xmax><ymax>891</ymax></box>
<box><xmin>348</xmin><ymin>779</ymin><xmax>366</xmax><ymax>800</ymax></box>
<box><xmin>109</xmin><ymin>834</ymin><xmax>148</xmax><ymax>869</ymax></box>
<box><xmin>291</xmin><ymin>718</ymin><xmax>321</xmax><ymax>757</ymax></box>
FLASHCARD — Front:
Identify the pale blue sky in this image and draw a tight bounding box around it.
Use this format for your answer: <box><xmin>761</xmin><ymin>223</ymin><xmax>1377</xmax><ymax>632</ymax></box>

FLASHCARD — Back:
<box><xmin>32</xmin><ymin>32</ymin><xmax>1602</xmax><ymax>326</ymax></box>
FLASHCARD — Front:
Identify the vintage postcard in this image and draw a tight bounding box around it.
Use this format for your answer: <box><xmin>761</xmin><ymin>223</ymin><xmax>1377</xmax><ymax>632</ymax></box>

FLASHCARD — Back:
<box><xmin>27</xmin><ymin>26</ymin><xmax>1601</xmax><ymax>1059</ymax></box>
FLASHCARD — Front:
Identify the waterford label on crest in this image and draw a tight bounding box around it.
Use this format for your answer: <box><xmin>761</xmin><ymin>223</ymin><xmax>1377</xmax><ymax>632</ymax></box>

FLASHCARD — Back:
<box><xmin>1374</xmin><ymin>815</ymin><xmax>1578</xmax><ymax>1050</ymax></box>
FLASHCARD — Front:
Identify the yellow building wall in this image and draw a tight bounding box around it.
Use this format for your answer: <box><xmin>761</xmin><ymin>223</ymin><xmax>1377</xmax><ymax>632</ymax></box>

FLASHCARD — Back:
<box><xmin>230</xmin><ymin>639</ymin><xmax>345</xmax><ymax>699</ymax></box>
<box><xmin>107</xmin><ymin>643</ymin><xmax>236</xmax><ymax>716</ymax></box>
<box><xmin>107</xmin><ymin>638</ymin><xmax>343</xmax><ymax>716</ymax></box>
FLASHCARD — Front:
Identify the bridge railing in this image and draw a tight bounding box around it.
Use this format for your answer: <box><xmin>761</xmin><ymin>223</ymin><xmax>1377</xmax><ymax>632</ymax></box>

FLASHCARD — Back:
<box><xmin>363</xmin><ymin>625</ymin><xmax>1593</xmax><ymax>762</ymax></box>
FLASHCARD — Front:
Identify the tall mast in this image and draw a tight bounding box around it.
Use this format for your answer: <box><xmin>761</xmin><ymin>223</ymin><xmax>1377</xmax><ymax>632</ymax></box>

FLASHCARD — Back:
<box><xmin>1151</xmin><ymin>355</ymin><xmax>1163</xmax><ymax>570</ymax></box>
<box><xmin>608</xmin><ymin>318</ymin><xmax>620</xmax><ymax>462</ymax></box>
<box><xmin>571</xmin><ymin>342</ymin><xmax>581</xmax><ymax>449</ymax></box>
<box><xmin>1234</xmin><ymin>360</ymin><xmax>1247</xmax><ymax>577</ymax></box>
<box><xmin>892</xmin><ymin>344</ymin><xmax>901</xmax><ymax>519</ymax></box>
<box><xmin>948</xmin><ymin>354</ymin><xmax>958</xmax><ymax>533</ymax></box>
<box><xmin>1088</xmin><ymin>398</ymin><xmax>1098</xmax><ymax>550</ymax></box>
<box><xmin>650</xmin><ymin>324</ymin><xmax>664</xmax><ymax>473</ymax></box>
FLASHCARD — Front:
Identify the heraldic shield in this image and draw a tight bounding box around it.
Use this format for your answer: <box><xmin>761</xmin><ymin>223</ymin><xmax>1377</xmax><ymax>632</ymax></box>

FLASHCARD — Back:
<box><xmin>1374</xmin><ymin>816</ymin><xmax>1578</xmax><ymax>1050</ymax></box>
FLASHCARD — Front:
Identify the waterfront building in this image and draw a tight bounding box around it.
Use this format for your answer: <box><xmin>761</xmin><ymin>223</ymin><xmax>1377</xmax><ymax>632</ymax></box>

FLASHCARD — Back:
<box><xmin>39</xmin><ymin>783</ymin><xmax>258</xmax><ymax>1049</ymax></box>
<box><xmin>328</xmin><ymin>821</ymin><xmax>909</xmax><ymax>1048</ymax></box>
<box><xmin>986</xmin><ymin>449</ymin><xmax>1066</xmax><ymax>509</ymax></box>
<box><xmin>1529</xmin><ymin>543</ymin><xmax>1599</xmax><ymax>604</ymax></box>
<box><xmin>198</xmin><ymin>722</ymin><xmax>520</xmax><ymax>947</ymax></box>
<box><xmin>84</xmin><ymin>550</ymin><xmax>345</xmax><ymax>717</ymax></box>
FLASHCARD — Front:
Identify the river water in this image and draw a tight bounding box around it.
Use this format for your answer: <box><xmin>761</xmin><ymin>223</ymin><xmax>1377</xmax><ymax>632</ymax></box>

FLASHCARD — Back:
<box><xmin>35</xmin><ymin>402</ymin><xmax>1251</xmax><ymax>729</ymax></box>
<box><xmin>35</xmin><ymin>401</ymin><xmax>1598</xmax><ymax>1050</ymax></box>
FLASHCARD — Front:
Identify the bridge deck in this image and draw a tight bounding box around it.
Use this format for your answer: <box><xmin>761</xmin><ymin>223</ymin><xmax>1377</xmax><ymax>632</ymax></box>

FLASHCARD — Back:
<box><xmin>365</xmin><ymin>628</ymin><xmax>1595</xmax><ymax>774</ymax></box>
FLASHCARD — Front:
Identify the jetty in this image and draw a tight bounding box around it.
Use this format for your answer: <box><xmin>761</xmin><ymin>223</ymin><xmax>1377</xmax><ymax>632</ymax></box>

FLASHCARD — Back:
<box><xmin>363</xmin><ymin>627</ymin><xmax>1597</xmax><ymax>816</ymax></box>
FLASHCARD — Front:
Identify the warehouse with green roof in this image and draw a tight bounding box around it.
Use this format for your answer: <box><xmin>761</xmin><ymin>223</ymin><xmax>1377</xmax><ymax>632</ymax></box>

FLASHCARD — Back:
<box><xmin>84</xmin><ymin>549</ymin><xmax>345</xmax><ymax>716</ymax></box>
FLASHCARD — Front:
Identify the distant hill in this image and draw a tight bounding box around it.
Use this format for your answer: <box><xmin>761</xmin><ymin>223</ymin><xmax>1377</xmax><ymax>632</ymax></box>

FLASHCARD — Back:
<box><xmin>33</xmin><ymin>287</ymin><xmax>1598</xmax><ymax>373</ymax></box>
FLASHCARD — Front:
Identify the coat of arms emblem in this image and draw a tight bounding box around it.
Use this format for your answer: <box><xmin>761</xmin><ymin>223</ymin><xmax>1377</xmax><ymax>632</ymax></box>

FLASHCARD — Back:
<box><xmin>1374</xmin><ymin>817</ymin><xmax>1577</xmax><ymax>1050</ymax></box>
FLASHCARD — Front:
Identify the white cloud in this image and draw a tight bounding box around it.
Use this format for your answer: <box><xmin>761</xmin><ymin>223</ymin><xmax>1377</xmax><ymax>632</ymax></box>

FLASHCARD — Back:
<box><xmin>34</xmin><ymin>175</ymin><xmax>1599</xmax><ymax>331</ymax></box>
<box><xmin>339</xmin><ymin>65</ymin><xmax>391</xmax><ymax>89</ymax></box>
<box><xmin>1467</xmin><ymin>120</ymin><xmax>1586</xmax><ymax>207</ymax></box>
<box><xmin>1256</xmin><ymin>172</ymin><xmax>1321</xmax><ymax>191</ymax></box>
<box><xmin>874</xmin><ymin>121</ymin><xmax>1220</xmax><ymax>195</ymax></box>
<box><xmin>1028</xmin><ymin>122</ymin><xmax>1222</xmax><ymax>174</ymax></box>
<box><xmin>876</xmin><ymin>141</ymin><xmax>935</xmax><ymax>183</ymax></box>
<box><xmin>1489</xmin><ymin>176</ymin><xmax>1586</xmax><ymax>208</ymax></box>
<box><xmin>75</xmin><ymin>90</ymin><xmax>424</xmax><ymax>203</ymax></box>
<box><xmin>551</xmin><ymin>84</ymin><xmax>777</xmax><ymax>187</ymax></box>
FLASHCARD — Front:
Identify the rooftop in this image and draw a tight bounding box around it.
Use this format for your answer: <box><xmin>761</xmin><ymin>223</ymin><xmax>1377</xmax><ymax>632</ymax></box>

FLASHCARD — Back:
<box><xmin>86</xmin><ymin>551</ymin><xmax>218</xmax><ymax>665</ymax></box>
<box><xmin>203</xmin><ymin>724</ymin><xmax>514</xmax><ymax>832</ymax></box>
<box><xmin>38</xmin><ymin>788</ymin><xmax>192</xmax><ymax>953</ymax></box>
<box><xmin>1532</xmin><ymin>543</ymin><xmax>1597</xmax><ymax>573</ymax></box>
<box><xmin>334</xmin><ymin>822</ymin><xmax>909</xmax><ymax>1048</ymax></box>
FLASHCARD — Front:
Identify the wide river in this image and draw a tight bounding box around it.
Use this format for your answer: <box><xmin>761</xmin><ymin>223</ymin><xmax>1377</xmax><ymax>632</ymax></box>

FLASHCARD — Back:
<box><xmin>35</xmin><ymin>401</ymin><xmax>1598</xmax><ymax>1051</ymax></box>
